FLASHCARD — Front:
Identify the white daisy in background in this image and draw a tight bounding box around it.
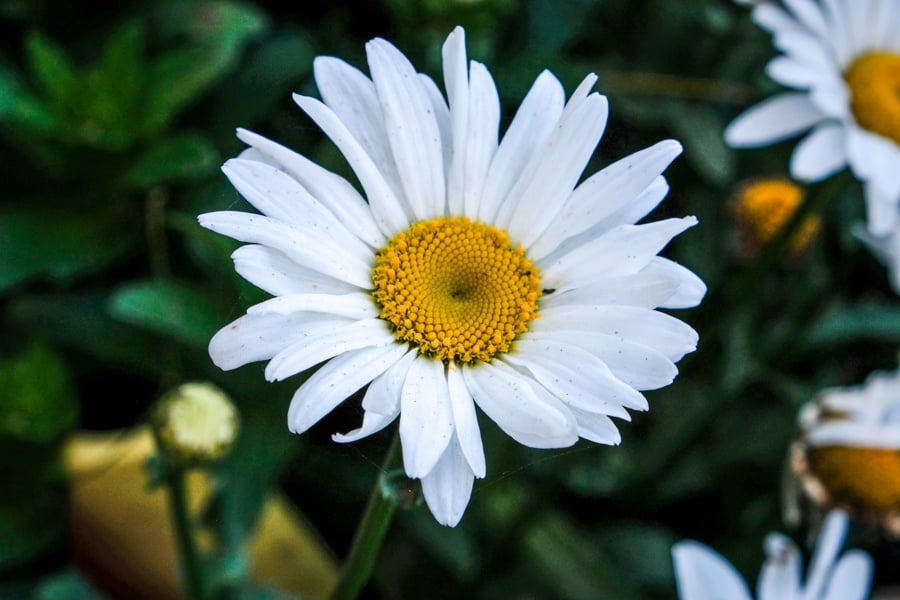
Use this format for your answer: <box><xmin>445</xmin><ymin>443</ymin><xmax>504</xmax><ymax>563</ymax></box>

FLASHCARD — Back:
<box><xmin>725</xmin><ymin>0</ymin><xmax>900</xmax><ymax>239</ymax></box>
<box><xmin>672</xmin><ymin>510</ymin><xmax>873</xmax><ymax>600</ymax></box>
<box><xmin>199</xmin><ymin>27</ymin><xmax>704</xmax><ymax>526</ymax></box>
<box><xmin>791</xmin><ymin>366</ymin><xmax>900</xmax><ymax>533</ymax></box>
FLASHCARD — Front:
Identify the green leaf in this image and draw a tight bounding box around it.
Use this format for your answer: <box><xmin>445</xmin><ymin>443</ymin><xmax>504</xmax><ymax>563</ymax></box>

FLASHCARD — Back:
<box><xmin>668</xmin><ymin>102</ymin><xmax>735</xmax><ymax>186</ymax></box>
<box><xmin>0</xmin><ymin>344</ymin><xmax>77</xmax><ymax>443</ymax></box>
<box><xmin>24</xmin><ymin>31</ymin><xmax>78</xmax><ymax>109</ymax></box>
<box><xmin>76</xmin><ymin>21</ymin><xmax>146</xmax><ymax>149</ymax></box>
<box><xmin>142</xmin><ymin>1</ymin><xmax>267</xmax><ymax>134</ymax></box>
<box><xmin>106</xmin><ymin>279</ymin><xmax>226</xmax><ymax>347</ymax></box>
<box><xmin>122</xmin><ymin>133</ymin><xmax>220</xmax><ymax>188</ymax></box>
<box><xmin>594</xmin><ymin>524</ymin><xmax>679</xmax><ymax>589</ymax></box>
<box><xmin>0</xmin><ymin>488</ymin><xmax>68</xmax><ymax>571</ymax></box>
<box><xmin>0</xmin><ymin>65</ymin><xmax>57</xmax><ymax>134</ymax></box>
<box><xmin>33</xmin><ymin>570</ymin><xmax>108</xmax><ymax>600</ymax></box>
<box><xmin>0</xmin><ymin>208</ymin><xmax>138</xmax><ymax>292</ymax></box>
<box><xmin>807</xmin><ymin>301</ymin><xmax>900</xmax><ymax>345</ymax></box>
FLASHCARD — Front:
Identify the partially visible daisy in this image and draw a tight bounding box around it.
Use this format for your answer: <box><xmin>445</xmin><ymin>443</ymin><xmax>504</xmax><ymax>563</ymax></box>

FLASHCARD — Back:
<box><xmin>856</xmin><ymin>224</ymin><xmax>900</xmax><ymax>295</ymax></box>
<box><xmin>200</xmin><ymin>27</ymin><xmax>704</xmax><ymax>526</ymax></box>
<box><xmin>672</xmin><ymin>510</ymin><xmax>873</xmax><ymax>600</ymax></box>
<box><xmin>791</xmin><ymin>366</ymin><xmax>900</xmax><ymax>532</ymax></box>
<box><xmin>726</xmin><ymin>0</ymin><xmax>900</xmax><ymax>237</ymax></box>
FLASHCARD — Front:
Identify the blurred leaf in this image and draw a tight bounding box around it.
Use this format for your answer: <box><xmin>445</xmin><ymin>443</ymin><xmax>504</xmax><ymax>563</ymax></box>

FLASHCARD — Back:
<box><xmin>8</xmin><ymin>291</ymin><xmax>167</xmax><ymax>376</ymax></box>
<box><xmin>142</xmin><ymin>1</ymin><xmax>267</xmax><ymax>134</ymax></box>
<box><xmin>405</xmin><ymin>510</ymin><xmax>480</xmax><ymax>583</ymax></box>
<box><xmin>525</xmin><ymin>0</ymin><xmax>595</xmax><ymax>53</ymax></box>
<box><xmin>523</xmin><ymin>513</ymin><xmax>641</xmax><ymax>600</ymax></box>
<box><xmin>0</xmin><ymin>489</ymin><xmax>68</xmax><ymax>571</ymax></box>
<box><xmin>24</xmin><ymin>31</ymin><xmax>77</xmax><ymax>109</ymax></box>
<box><xmin>0</xmin><ymin>65</ymin><xmax>57</xmax><ymax>134</ymax></box>
<box><xmin>0</xmin><ymin>343</ymin><xmax>77</xmax><ymax>443</ymax></box>
<box><xmin>0</xmin><ymin>208</ymin><xmax>138</xmax><ymax>292</ymax></box>
<box><xmin>33</xmin><ymin>570</ymin><xmax>107</xmax><ymax>600</ymax></box>
<box><xmin>807</xmin><ymin>301</ymin><xmax>900</xmax><ymax>345</ymax></box>
<box><xmin>122</xmin><ymin>133</ymin><xmax>219</xmax><ymax>188</ymax></box>
<box><xmin>668</xmin><ymin>102</ymin><xmax>735</xmax><ymax>186</ymax></box>
<box><xmin>74</xmin><ymin>22</ymin><xmax>146</xmax><ymax>150</ymax></box>
<box><xmin>594</xmin><ymin>523</ymin><xmax>679</xmax><ymax>589</ymax></box>
<box><xmin>107</xmin><ymin>279</ymin><xmax>225</xmax><ymax>347</ymax></box>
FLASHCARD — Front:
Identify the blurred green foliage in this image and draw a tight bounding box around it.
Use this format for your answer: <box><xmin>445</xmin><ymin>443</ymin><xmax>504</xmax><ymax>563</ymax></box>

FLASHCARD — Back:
<box><xmin>1</xmin><ymin>0</ymin><xmax>898</xmax><ymax>598</ymax></box>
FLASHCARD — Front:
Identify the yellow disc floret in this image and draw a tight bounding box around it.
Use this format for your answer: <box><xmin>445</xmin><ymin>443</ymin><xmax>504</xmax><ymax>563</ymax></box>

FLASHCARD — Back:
<box><xmin>809</xmin><ymin>445</ymin><xmax>900</xmax><ymax>515</ymax></box>
<box><xmin>371</xmin><ymin>216</ymin><xmax>541</xmax><ymax>363</ymax></box>
<box><xmin>732</xmin><ymin>178</ymin><xmax>820</xmax><ymax>255</ymax></box>
<box><xmin>845</xmin><ymin>51</ymin><xmax>900</xmax><ymax>145</ymax></box>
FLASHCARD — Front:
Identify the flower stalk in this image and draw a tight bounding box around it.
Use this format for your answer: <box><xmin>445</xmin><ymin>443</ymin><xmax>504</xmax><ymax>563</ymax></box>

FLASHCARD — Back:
<box><xmin>330</xmin><ymin>433</ymin><xmax>402</xmax><ymax>600</ymax></box>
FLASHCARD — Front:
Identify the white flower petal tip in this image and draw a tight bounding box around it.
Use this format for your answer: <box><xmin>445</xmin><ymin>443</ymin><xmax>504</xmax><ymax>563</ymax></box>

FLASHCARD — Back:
<box><xmin>204</xmin><ymin>26</ymin><xmax>704</xmax><ymax>526</ymax></box>
<box><xmin>672</xmin><ymin>510</ymin><xmax>872</xmax><ymax>600</ymax></box>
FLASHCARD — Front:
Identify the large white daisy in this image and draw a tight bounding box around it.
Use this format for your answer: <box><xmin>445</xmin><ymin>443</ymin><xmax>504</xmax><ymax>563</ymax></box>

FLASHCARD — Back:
<box><xmin>199</xmin><ymin>27</ymin><xmax>704</xmax><ymax>526</ymax></box>
<box><xmin>673</xmin><ymin>510</ymin><xmax>873</xmax><ymax>600</ymax></box>
<box><xmin>726</xmin><ymin>0</ymin><xmax>900</xmax><ymax>236</ymax></box>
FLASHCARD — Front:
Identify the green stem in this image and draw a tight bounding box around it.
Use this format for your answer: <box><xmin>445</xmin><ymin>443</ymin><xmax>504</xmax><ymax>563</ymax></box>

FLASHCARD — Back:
<box><xmin>330</xmin><ymin>433</ymin><xmax>402</xmax><ymax>600</ymax></box>
<box><xmin>166</xmin><ymin>467</ymin><xmax>207</xmax><ymax>600</ymax></box>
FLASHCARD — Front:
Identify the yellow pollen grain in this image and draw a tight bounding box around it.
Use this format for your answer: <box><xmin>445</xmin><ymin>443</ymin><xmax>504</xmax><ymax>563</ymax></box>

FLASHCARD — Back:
<box><xmin>371</xmin><ymin>216</ymin><xmax>542</xmax><ymax>363</ymax></box>
<box><xmin>845</xmin><ymin>51</ymin><xmax>900</xmax><ymax>145</ymax></box>
<box><xmin>809</xmin><ymin>445</ymin><xmax>900</xmax><ymax>514</ymax></box>
<box><xmin>732</xmin><ymin>179</ymin><xmax>820</xmax><ymax>254</ymax></box>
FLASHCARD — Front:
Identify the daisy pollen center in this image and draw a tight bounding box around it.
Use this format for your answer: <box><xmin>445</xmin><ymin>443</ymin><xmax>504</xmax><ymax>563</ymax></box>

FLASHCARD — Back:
<box><xmin>809</xmin><ymin>445</ymin><xmax>900</xmax><ymax>514</ymax></box>
<box><xmin>371</xmin><ymin>216</ymin><xmax>541</xmax><ymax>363</ymax></box>
<box><xmin>845</xmin><ymin>51</ymin><xmax>900</xmax><ymax>144</ymax></box>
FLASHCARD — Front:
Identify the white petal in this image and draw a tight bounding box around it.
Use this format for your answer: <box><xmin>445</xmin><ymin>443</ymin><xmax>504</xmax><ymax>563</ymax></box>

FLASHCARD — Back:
<box><xmin>399</xmin><ymin>358</ymin><xmax>454</xmax><ymax>478</ymax></box>
<box><xmin>198</xmin><ymin>211</ymin><xmax>372</xmax><ymax>288</ymax></box>
<box><xmin>863</xmin><ymin>178</ymin><xmax>900</xmax><ymax>236</ymax></box>
<box><xmin>569</xmin><ymin>408</ymin><xmax>621</xmax><ymax>445</ymax></box>
<box><xmin>265</xmin><ymin>318</ymin><xmax>395</xmax><ymax>382</ymax></box>
<box><xmin>757</xmin><ymin>533</ymin><xmax>802</xmax><ymax>600</ymax></box>
<box><xmin>462</xmin><ymin>360</ymin><xmax>578</xmax><ymax>449</ymax></box>
<box><xmin>208</xmin><ymin>312</ymin><xmax>335</xmax><ymax>371</ymax></box>
<box><xmin>419</xmin><ymin>435</ymin><xmax>475</xmax><ymax>527</ymax></box>
<box><xmin>540</xmin><ymin>217</ymin><xmax>698</xmax><ymax>292</ymax></box>
<box><xmin>367</xmin><ymin>38</ymin><xmax>446</xmax><ymax>219</ymax></box>
<box><xmin>246</xmin><ymin>292</ymin><xmax>379</xmax><ymax>319</ymax></box>
<box><xmin>231</xmin><ymin>245</ymin><xmax>363</xmax><ymax>296</ymax></box>
<box><xmin>499</xmin><ymin>93</ymin><xmax>609</xmax><ymax>247</ymax></box>
<box><xmin>446</xmin><ymin>364</ymin><xmax>486</xmax><ymax>477</ymax></box>
<box><xmin>462</xmin><ymin>61</ymin><xmax>500</xmax><ymax>218</ymax></box>
<box><xmin>293</xmin><ymin>93</ymin><xmax>410</xmax><ymax>236</ymax></box>
<box><xmin>332</xmin><ymin>409</ymin><xmax>398</xmax><ymax>443</ymax></box>
<box><xmin>821</xmin><ymin>551</ymin><xmax>873</xmax><ymax>600</ymax></box>
<box><xmin>477</xmin><ymin>70</ymin><xmax>565</xmax><ymax>223</ymax></box>
<box><xmin>503</xmin><ymin>339</ymin><xmax>640</xmax><ymax>416</ymax></box>
<box><xmin>529</xmin><ymin>140</ymin><xmax>682</xmax><ymax>260</ymax></box>
<box><xmin>361</xmin><ymin>347</ymin><xmax>418</xmax><ymax>416</ymax></box>
<box><xmin>790</xmin><ymin>122</ymin><xmax>847</xmax><ymax>181</ymax></box>
<box><xmin>784</xmin><ymin>0</ymin><xmax>829</xmax><ymax>40</ymax></box>
<box><xmin>535</xmin><ymin>304</ymin><xmax>698</xmax><ymax>362</ymax></box>
<box><xmin>418</xmin><ymin>73</ymin><xmax>451</xmax><ymax>182</ymax></box>
<box><xmin>766</xmin><ymin>57</ymin><xmax>823</xmax><ymax>88</ymax></box>
<box><xmin>847</xmin><ymin>126</ymin><xmax>900</xmax><ymax>204</ymax></box>
<box><xmin>539</xmin><ymin>270</ymin><xmax>680</xmax><ymax>311</ymax></box>
<box><xmin>287</xmin><ymin>343</ymin><xmax>408</xmax><ymax>434</ymax></box>
<box><xmin>725</xmin><ymin>93</ymin><xmax>825</xmax><ymax>147</ymax></box>
<box><xmin>235</xmin><ymin>128</ymin><xmax>385</xmax><ymax>249</ymax></box>
<box><xmin>313</xmin><ymin>56</ymin><xmax>408</xmax><ymax>212</ymax></box>
<box><xmin>672</xmin><ymin>541</ymin><xmax>753</xmax><ymax>600</ymax></box>
<box><xmin>443</xmin><ymin>26</ymin><xmax>469</xmax><ymax>217</ymax></box>
<box><xmin>804</xmin><ymin>510</ymin><xmax>849</xmax><ymax>600</ymax></box>
<box><xmin>529</xmin><ymin>329</ymin><xmax>678</xmax><ymax>392</ymax></box>
<box><xmin>650</xmin><ymin>257</ymin><xmax>708</xmax><ymax>309</ymax></box>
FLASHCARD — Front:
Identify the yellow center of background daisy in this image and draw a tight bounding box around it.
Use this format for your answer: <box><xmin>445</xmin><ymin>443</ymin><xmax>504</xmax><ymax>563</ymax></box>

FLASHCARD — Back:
<box><xmin>732</xmin><ymin>178</ymin><xmax>820</xmax><ymax>254</ymax></box>
<box><xmin>371</xmin><ymin>216</ymin><xmax>541</xmax><ymax>363</ymax></box>
<box><xmin>809</xmin><ymin>445</ymin><xmax>900</xmax><ymax>515</ymax></box>
<box><xmin>845</xmin><ymin>51</ymin><xmax>900</xmax><ymax>144</ymax></box>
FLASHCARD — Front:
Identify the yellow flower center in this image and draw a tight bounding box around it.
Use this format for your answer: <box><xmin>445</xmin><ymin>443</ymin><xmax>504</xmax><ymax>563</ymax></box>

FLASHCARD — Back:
<box><xmin>809</xmin><ymin>445</ymin><xmax>900</xmax><ymax>514</ymax></box>
<box><xmin>732</xmin><ymin>179</ymin><xmax>820</xmax><ymax>254</ymax></box>
<box><xmin>845</xmin><ymin>51</ymin><xmax>900</xmax><ymax>144</ymax></box>
<box><xmin>371</xmin><ymin>216</ymin><xmax>541</xmax><ymax>363</ymax></box>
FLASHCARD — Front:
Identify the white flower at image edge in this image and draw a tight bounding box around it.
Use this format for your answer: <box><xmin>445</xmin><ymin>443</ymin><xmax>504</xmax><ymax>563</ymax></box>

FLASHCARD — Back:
<box><xmin>673</xmin><ymin>510</ymin><xmax>873</xmax><ymax>600</ymax></box>
<box><xmin>199</xmin><ymin>27</ymin><xmax>705</xmax><ymax>526</ymax></box>
<box><xmin>725</xmin><ymin>0</ymin><xmax>900</xmax><ymax>237</ymax></box>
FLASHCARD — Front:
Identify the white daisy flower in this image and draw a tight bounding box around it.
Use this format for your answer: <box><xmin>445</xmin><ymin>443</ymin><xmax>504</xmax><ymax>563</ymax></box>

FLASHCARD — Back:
<box><xmin>790</xmin><ymin>366</ymin><xmax>900</xmax><ymax>531</ymax></box>
<box><xmin>673</xmin><ymin>510</ymin><xmax>873</xmax><ymax>600</ymax></box>
<box><xmin>199</xmin><ymin>27</ymin><xmax>704</xmax><ymax>526</ymax></box>
<box><xmin>725</xmin><ymin>0</ymin><xmax>900</xmax><ymax>236</ymax></box>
